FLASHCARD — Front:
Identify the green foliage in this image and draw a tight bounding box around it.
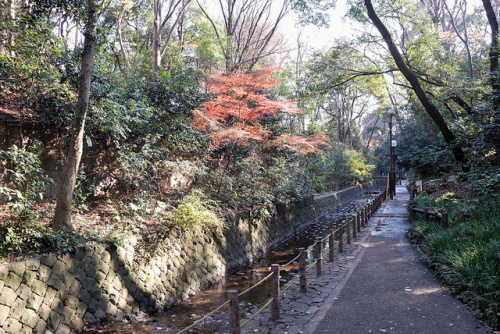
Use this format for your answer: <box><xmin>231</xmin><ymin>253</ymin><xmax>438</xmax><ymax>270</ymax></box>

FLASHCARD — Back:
<box><xmin>290</xmin><ymin>0</ymin><xmax>336</xmax><ymax>27</ymax></box>
<box><xmin>304</xmin><ymin>145</ymin><xmax>375</xmax><ymax>191</ymax></box>
<box><xmin>31</xmin><ymin>0</ymin><xmax>87</xmax><ymax>21</ymax></box>
<box><xmin>147</xmin><ymin>68</ymin><xmax>208</xmax><ymax>119</ymax></box>
<box><xmin>225</xmin><ymin>152</ymin><xmax>274</xmax><ymax>209</ymax></box>
<box><xmin>87</xmin><ymin>68</ymin><xmax>207</xmax><ymax>156</ymax></box>
<box><xmin>0</xmin><ymin>223</ymin><xmax>83</xmax><ymax>261</ymax></box>
<box><xmin>89</xmin><ymin>81</ymin><xmax>155</xmax><ymax>145</ymax></box>
<box><xmin>346</xmin><ymin>149</ymin><xmax>376</xmax><ymax>183</ymax></box>
<box><xmin>116</xmin><ymin>135</ymin><xmax>169</xmax><ymax>193</ymax></box>
<box><xmin>0</xmin><ymin>143</ymin><xmax>53</xmax><ymax>221</ymax></box>
<box><xmin>73</xmin><ymin>171</ymin><xmax>92</xmax><ymax>210</ymax></box>
<box><xmin>171</xmin><ymin>190</ymin><xmax>222</xmax><ymax>231</ymax></box>
<box><xmin>189</xmin><ymin>8</ymin><xmax>225</xmax><ymax>70</ymax></box>
<box><xmin>36</xmin><ymin>85</ymin><xmax>75</xmax><ymax>127</ymax></box>
<box><xmin>266</xmin><ymin>156</ymin><xmax>313</xmax><ymax>201</ymax></box>
<box><xmin>0</xmin><ymin>18</ymin><xmax>76</xmax><ymax>127</ymax></box>
<box><xmin>312</xmin><ymin>176</ymin><xmax>327</xmax><ymax>193</ymax></box>
<box><xmin>391</xmin><ymin>119</ymin><xmax>459</xmax><ymax>178</ymax></box>
<box><xmin>409</xmin><ymin>194</ymin><xmax>500</xmax><ymax>329</ymax></box>
<box><xmin>460</xmin><ymin>166</ymin><xmax>500</xmax><ymax>195</ymax></box>
<box><xmin>0</xmin><ymin>55</ymin><xmax>17</xmax><ymax>91</ymax></box>
<box><xmin>82</xmin><ymin>67</ymin><xmax>208</xmax><ymax>196</ymax></box>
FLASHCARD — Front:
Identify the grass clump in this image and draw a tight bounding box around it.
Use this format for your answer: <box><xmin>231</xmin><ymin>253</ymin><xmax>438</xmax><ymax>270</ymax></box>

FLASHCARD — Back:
<box><xmin>408</xmin><ymin>194</ymin><xmax>500</xmax><ymax>330</ymax></box>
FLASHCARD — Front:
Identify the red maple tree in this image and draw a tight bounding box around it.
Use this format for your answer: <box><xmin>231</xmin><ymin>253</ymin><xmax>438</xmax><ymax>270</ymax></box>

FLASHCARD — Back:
<box><xmin>192</xmin><ymin>68</ymin><xmax>328</xmax><ymax>154</ymax></box>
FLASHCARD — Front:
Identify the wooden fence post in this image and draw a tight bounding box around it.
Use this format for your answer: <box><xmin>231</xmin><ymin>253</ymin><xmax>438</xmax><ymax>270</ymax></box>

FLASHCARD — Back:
<box><xmin>271</xmin><ymin>264</ymin><xmax>280</xmax><ymax>321</ymax></box>
<box><xmin>441</xmin><ymin>212</ymin><xmax>449</xmax><ymax>229</ymax></box>
<box><xmin>299</xmin><ymin>248</ymin><xmax>307</xmax><ymax>292</ymax></box>
<box><xmin>352</xmin><ymin>215</ymin><xmax>357</xmax><ymax>238</ymax></box>
<box><xmin>316</xmin><ymin>238</ymin><xmax>323</xmax><ymax>277</ymax></box>
<box><xmin>424</xmin><ymin>207</ymin><xmax>430</xmax><ymax>221</ymax></box>
<box><xmin>337</xmin><ymin>220</ymin><xmax>344</xmax><ymax>253</ymax></box>
<box><xmin>329</xmin><ymin>229</ymin><xmax>334</xmax><ymax>263</ymax></box>
<box><xmin>357</xmin><ymin>212</ymin><xmax>361</xmax><ymax>232</ymax></box>
<box><xmin>346</xmin><ymin>219</ymin><xmax>351</xmax><ymax>245</ymax></box>
<box><xmin>228</xmin><ymin>290</ymin><xmax>241</xmax><ymax>334</ymax></box>
<box><xmin>409</xmin><ymin>199</ymin><xmax>415</xmax><ymax>208</ymax></box>
<box><xmin>409</xmin><ymin>206</ymin><xmax>416</xmax><ymax>223</ymax></box>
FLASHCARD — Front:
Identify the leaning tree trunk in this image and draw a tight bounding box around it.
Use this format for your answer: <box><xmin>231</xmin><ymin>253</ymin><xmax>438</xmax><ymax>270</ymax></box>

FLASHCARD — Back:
<box><xmin>53</xmin><ymin>0</ymin><xmax>99</xmax><ymax>230</ymax></box>
<box><xmin>364</xmin><ymin>0</ymin><xmax>468</xmax><ymax>170</ymax></box>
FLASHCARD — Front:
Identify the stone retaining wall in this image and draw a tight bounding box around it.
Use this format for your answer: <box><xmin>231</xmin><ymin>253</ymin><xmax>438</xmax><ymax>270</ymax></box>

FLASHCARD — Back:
<box><xmin>0</xmin><ymin>185</ymin><xmax>368</xmax><ymax>333</ymax></box>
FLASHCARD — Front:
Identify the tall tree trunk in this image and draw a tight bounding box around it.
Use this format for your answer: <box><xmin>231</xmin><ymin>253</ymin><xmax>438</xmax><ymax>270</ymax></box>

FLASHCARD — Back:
<box><xmin>364</xmin><ymin>116</ymin><xmax>380</xmax><ymax>152</ymax></box>
<box><xmin>152</xmin><ymin>0</ymin><xmax>161</xmax><ymax>75</ymax></box>
<box><xmin>364</xmin><ymin>0</ymin><xmax>468</xmax><ymax>169</ymax></box>
<box><xmin>116</xmin><ymin>6</ymin><xmax>131</xmax><ymax>72</ymax></box>
<box><xmin>53</xmin><ymin>0</ymin><xmax>99</xmax><ymax>230</ymax></box>
<box><xmin>481</xmin><ymin>0</ymin><xmax>500</xmax><ymax>164</ymax></box>
<box><xmin>152</xmin><ymin>0</ymin><xmax>191</xmax><ymax>74</ymax></box>
<box><xmin>0</xmin><ymin>0</ymin><xmax>7</xmax><ymax>55</ymax></box>
<box><xmin>444</xmin><ymin>0</ymin><xmax>473</xmax><ymax>79</ymax></box>
<box><xmin>0</xmin><ymin>0</ymin><xmax>15</xmax><ymax>56</ymax></box>
<box><xmin>482</xmin><ymin>0</ymin><xmax>499</xmax><ymax>108</ymax></box>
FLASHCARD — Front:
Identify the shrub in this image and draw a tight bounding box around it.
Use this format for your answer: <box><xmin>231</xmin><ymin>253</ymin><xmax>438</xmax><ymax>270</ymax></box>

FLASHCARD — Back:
<box><xmin>0</xmin><ymin>143</ymin><xmax>53</xmax><ymax>221</ymax></box>
<box><xmin>0</xmin><ymin>223</ymin><xmax>83</xmax><ymax>261</ymax></box>
<box><xmin>171</xmin><ymin>190</ymin><xmax>223</xmax><ymax>232</ymax></box>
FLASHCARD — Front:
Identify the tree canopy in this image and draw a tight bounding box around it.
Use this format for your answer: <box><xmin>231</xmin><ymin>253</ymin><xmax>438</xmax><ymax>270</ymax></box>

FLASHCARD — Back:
<box><xmin>0</xmin><ymin>0</ymin><xmax>498</xmax><ymax>235</ymax></box>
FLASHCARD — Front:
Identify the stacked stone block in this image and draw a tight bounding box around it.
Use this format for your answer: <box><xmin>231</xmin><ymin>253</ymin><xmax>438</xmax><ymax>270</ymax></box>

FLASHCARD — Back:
<box><xmin>0</xmin><ymin>186</ymin><xmax>365</xmax><ymax>333</ymax></box>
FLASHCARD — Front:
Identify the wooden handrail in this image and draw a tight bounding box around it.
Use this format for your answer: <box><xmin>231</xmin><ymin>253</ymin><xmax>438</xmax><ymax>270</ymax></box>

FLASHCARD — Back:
<box><xmin>409</xmin><ymin>206</ymin><xmax>448</xmax><ymax>229</ymax></box>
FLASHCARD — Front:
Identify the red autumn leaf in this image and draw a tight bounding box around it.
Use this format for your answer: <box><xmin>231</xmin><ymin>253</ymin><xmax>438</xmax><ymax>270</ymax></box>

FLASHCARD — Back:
<box><xmin>192</xmin><ymin>68</ymin><xmax>328</xmax><ymax>153</ymax></box>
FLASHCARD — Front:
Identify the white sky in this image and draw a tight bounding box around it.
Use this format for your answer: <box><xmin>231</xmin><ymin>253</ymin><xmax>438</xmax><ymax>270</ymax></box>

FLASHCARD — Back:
<box><xmin>289</xmin><ymin>0</ymin><xmax>485</xmax><ymax>51</ymax></box>
<box><xmin>283</xmin><ymin>0</ymin><xmax>356</xmax><ymax>52</ymax></box>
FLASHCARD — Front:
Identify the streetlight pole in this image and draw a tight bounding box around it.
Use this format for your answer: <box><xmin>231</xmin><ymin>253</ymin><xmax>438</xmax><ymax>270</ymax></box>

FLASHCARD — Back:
<box><xmin>389</xmin><ymin>113</ymin><xmax>394</xmax><ymax>200</ymax></box>
<box><xmin>391</xmin><ymin>140</ymin><xmax>397</xmax><ymax>198</ymax></box>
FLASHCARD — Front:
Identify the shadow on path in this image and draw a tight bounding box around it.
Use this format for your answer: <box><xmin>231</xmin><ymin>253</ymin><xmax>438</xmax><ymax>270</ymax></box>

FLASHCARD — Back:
<box><xmin>307</xmin><ymin>183</ymin><xmax>490</xmax><ymax>334</ymax></box>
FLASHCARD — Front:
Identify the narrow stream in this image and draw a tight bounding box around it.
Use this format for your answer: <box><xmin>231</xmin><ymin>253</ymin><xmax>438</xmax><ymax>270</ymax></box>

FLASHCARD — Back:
<box><xmin>79</xmin><ymin>197</ymin><xmax>374</xmax><ymax>333</ymax></box>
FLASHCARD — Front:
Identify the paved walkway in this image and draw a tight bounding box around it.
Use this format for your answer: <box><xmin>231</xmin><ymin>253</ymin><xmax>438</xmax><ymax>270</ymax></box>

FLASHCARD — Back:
<box><xmin>241</xmin><ymin>183</ymin><xmax>492</xmax><ymax>334</ymax></box>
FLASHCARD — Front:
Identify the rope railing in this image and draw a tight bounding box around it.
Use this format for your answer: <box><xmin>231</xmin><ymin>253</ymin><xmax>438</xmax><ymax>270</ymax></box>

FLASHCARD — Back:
<box><xmin>175</xmin><ymin>299</ymin><xmax>231</xmax><ymax>334</ymax></box>
<box><xmin>239</xmin><ymin>298</ymin><xmax>273</xmax><ymax>328</ymax></box>
<box><xmin>238</xmin><ymin>272</ymin><xmax>273</xmax><ymax>297</ymax></box>
<box><xmin>281</xmin><ymin>270</ymin><xmax>302</xmax><ymax>293</ymax></box>
<box><xmin>174</xmin><ymin>189</ymin><xmax>387</xmax><ymax>334</ymax></box>
<box><xmin>280</xmin><ymin>252</ymin><xmax>302</xmax><ymax>269</ymax></box>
